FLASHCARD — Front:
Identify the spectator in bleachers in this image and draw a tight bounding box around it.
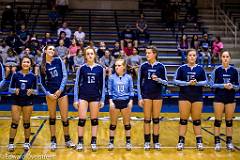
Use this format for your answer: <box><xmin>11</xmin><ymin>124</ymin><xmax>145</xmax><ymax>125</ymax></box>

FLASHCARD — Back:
<box><xmin>86</xmin><ymin>40</ymin><xmax>98</xmax><ymax>53</ymax></box>
<box><xmin>1</xmin><ymin>5</ymin><xmax>15</xmax><ymax>32</ymax></box>
<box><xmin>136</xmin><ymin>13</ymin><xmax>150</xmax><ymax>44</ymax></box>
<box><xmin>97</xmin><ymin>41</ymin><xmax>106</xmax><ymax>59</ymax></box>
<box><xmin>124</xmin><ymin>42</ymin><xmax>134</xmax><ymax>56</ymax></box>
<box><xmin>34</xmin><ymin>49</ymin><xmax>43</xmax><ymax>76</ymax></box>
<box><xmin>4</xmin><ymin>48</ymin><xmax>19</xmax><ymax>78</ymax></box>
<box><xmin>55</xmin><ymin>39</ymin><xmax>68</xmax><ymax>63</ymax></box>
<box><xmin>74</xmin><ymin>48</ymin><xmax>85</xmax><ymax>71</ymax></box>
<box><xmin>16</xmin><ymin>7</ymin><xmax>26</xmax><ymax>31</ymax></box>
<box><xmin>120</xmin><ymin>24</ymin><xmax>137</xmax><ymax>50</ymax></box>
<box><xmin>27</xmin><ymin>35</ymin><xmax>40</xmax><ymax>56</ymax></box>
<box><xmin>19</xmin><ymin>47</ymin><xmax>34</xmax><ymax>61</ymax></box>
<box><xmin>99</xmin><ymin>49</ymin><xmax>115</xmax><ymax>76</ymax></box>
<box><xmin>74</xmin><ymin>26</ymin><xmax>86</xmax><ymax>43</ymax></box>
<box><xmin>111</xmin><ymin>41</ymin><xmax>121</xmax><ymax>59</ymax></box>
<box><xmin>48</xmin><ymin>6</ymin><xmax>59</xmax><ymax>32</ymax></box>
<box><xmin>177</xmin><ymin>34</ymin><xmax>189</xmax><ymax>64</ymax></box>
<box><xmin>190</xmin><ymin>35</ymin><xmax>200</xmax><ymax>51</ymax></box>
<box><xmin>56</xmin><ymin>31</ymin><xmax>71</xmax><ymax>48</ymax></box>
<box><xmin>212</xmin><ymin>36</ymin><xmax>224</xmax><ymax>63</ymax></box>
<box><xmin>67</xmin><ymin>38</ymin><xmax>80</xmax><ymax>71</ymax></box>
<box><xmin>41</xmin><ymin>32</ymin><xmax>55</xmax><ymax>48</ymax></box>
<box><xmin>0</xmin><ymin>40</ymin><xmax>10</xmax><ymax>63</ymax></box>
<box><xmin>127</xmin><ymin>47</ymin><xmax>142</xmax><ymax>81</ymax></box>
<box><xmin>56</xmin><ymin>0</ymin><xmax>69</xmax><ymax>22</ymax></box>
<box><xmin>57</xmin><ymin>22</ymin><xmax>72</xmax><ymax>38</ymax></box>
<box><xmin>5</xmin><ymin>31</ymin><xmax>21</xmax><ymax>50</ymax></box>
<box><xmin>199</xmin><ymin>33</ymin><xmax>212</xmax><ymax>67</ymax></box>
<box><xmin>17</xmin><ymin>24</ymin><xmax>30</xmax><ymax>48</ymax></box>
<box><xmin>119</xmin><ymin>50</ymin><xmax>128</xmax><ymax>61</ymax></box>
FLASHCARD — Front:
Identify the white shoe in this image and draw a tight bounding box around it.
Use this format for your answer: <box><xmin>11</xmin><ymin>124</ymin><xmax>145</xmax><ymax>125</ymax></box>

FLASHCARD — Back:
<box><xmin>8</xmin><ymin>144</ymin><xmax>15</xmax><ymax>152</ymax></box>
<box><xmin>196</xmin><ymin>143</ymin><xmax>204</xmax><ymax>151</ymax></box>
<box><xmin>144</xmin><ymin>142</ymin><xmax>150</xmax><ymax>151</ymax></box>
<box><xmin>176</xmin><ymin>143</ymin><xmax>184</xmax><ymax>151</ymax></box>
<box><xmin>23</xmin><ymin>143</ymin><xmax>31</xmax><ymax>151</ymax></box>
<box><xmin>65</xmin><ymin>140</ymin><xmax>75</xmax><ymax>148</ymax></box>
<box><xmin>75</xmin><ymin>143</ymin><xmax>84</xmax><ymax>151</ymax></box>
<box><xmin>126</xmin><ymin>142</ymin><xmax>132</xmax><ymax>151</ymax></box>
<box><xmin>108</xmin><ymin>143</ymin><xmax>114</xmax><ymax>151</ymax></box>
<box><xmin>226</xmin><ymin>143</ymin><xmax>234</xmax><ymax>151</ymax></box>
<box><xmin>91</xmin><ymin>143</ymin><xmax>97</xmax><ymax>152</ymax></box>
<box><xmin>50</xmin><ymin>142</ymin><xmax>57</xmax><ymax>151</ymax></box>
<box><xmin>154</xmin><ymin>143</ymin><xmax>161</xmax><ymax>150</ymax></box>
<box><xmin>214</xmin><ymin>143</ymin><xmax>221</xmax><ymax>152</ymax></box>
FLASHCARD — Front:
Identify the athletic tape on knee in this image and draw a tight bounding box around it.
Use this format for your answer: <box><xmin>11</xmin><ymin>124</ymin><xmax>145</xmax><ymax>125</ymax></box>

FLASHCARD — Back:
<box><xmin>11</xmin><ymin>123</ymin><xmax>18</xmax><ymax>129</ymax></box>
<box><xmin>179</xmin><ymin>119</ymin><xmax>188</xmax><ymax>125</ymax></box>
<box><xmin>193</xmin><ymin>120</ymin><xmax>201</xmax><ymax>126</ymax></box>
<box><xmin>49</xmin><ymin>118</ymin><xmax>56</xmax><ymax>125</ymax></box>
<box><xmin>62</xmin><ymin>120</ymin><xmax>69</xmax><ymax>127</ymax></box>
<box><xmin>91</xmin><ymin>119</ymin><xmax>98</xmax><ymax>126</ymax></box>
<box><xmin>109</xmin><ymin>124</ymin><xmax>117</xmax><ymax>130</ymax></box>
<box><xmin>23</xmin><ymin>123</ymin><xmax>30</xmax><ymax>129</ymax></box>
<box><xmin>78</xmin><ymin>119</ymin><xmax>86</xmax><ymax>127</ymax></box>
<box><xmin>152</xmin><ymin>118</ymin><xmax>160</xmax><ymax>124</ymax></box>
<box><xmin>124</xmin><ymin>124</ymin><xmax>131</xmax><ymax>130</ymax></box>
<box><xmin>144</xmin><ymin>119</ymin><xmax>151</xmax><ymax>124</ymax></box>
<box><xmin>214</xmin><ymin>119</ymin><xmax>222</xmax><ymax>127</ymax></box>
<box><xmin>225</xmin><ymin>120</ymin><xmax>233</xmax><ymax>127</ymax></box>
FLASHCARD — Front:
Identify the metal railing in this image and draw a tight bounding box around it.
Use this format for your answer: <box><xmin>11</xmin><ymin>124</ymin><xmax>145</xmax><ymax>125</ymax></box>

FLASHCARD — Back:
<box><xmin>216</xmin><ymin>6</ymin><xmax>238</xmax><ymax>47</ymax></box>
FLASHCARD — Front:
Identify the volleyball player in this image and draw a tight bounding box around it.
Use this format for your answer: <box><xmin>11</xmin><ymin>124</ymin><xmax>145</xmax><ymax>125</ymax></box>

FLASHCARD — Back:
<box><xmin>0</xmin><ymin>59</ymin><xmax>5</xmax><ymax>90</ymax></box>
<box><xmin>74</xmin><ymin>47</ymin><xmax>105</xmax><ymax>152</ymax></box>
<box><xmin>107</xmin><ymin>58</ymin><xmax>134</xmax><ymax>151</ymax></box>
<box><xmin>137</xmin><ymin>46</ymin><xmax>168</xmax><ymax>150</ymax></box>
<box><xmin>8</xmin><ymin>56</ymin><xmax>37</xmax><ymax>151</ymax></box>
<box><xmin>210</xmin><ymin>50</ymin><xmax>239</xmax><ymax>151</ymax></box>
<box><xmin>174</xmin><ymin>49</ymin><xmax>207</xmax><ymax>151</ymax></box>
<box><xmin>40</xmin><ymin>45</ymin><xmax>75</xmax><ymax>151</ymax></box>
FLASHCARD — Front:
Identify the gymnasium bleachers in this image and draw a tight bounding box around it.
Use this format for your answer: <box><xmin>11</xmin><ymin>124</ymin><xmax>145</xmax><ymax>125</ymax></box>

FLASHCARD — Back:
<box><xmin>221</xmin><ymin>3</ymin><xmax>240</xmax><ymax>29</ymax></box>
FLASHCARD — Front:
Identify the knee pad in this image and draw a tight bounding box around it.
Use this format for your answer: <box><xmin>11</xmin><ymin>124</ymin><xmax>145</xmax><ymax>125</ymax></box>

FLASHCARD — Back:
<box><xmin>152</xmin><ymin>118</ymin><xmax>160</xmax><ymax>124</ymax></box>
<box><xmin>62</xmin><ymin>120</ymin><xmax>69</xmax><ymax>127</ymax></box>
<box><xmin>49</xmin><ymin>118</ymin><xmax>56</xmax><ymax>125</ymax></box>
<box><xmin>225</xmin><ymin>120</ymin><xmax>233</xmax><ymax>127</ymax></box>
<box><xmin>214</xmin><ymin>119</ymin><xmax>222</xmax><ymax>127</ymax></box>
<box><xmin>78</xmin><ymin>119</ymin><xmax>86</xmax><ymax>127</ymax></box>
<box><xmin>91</xmin><ymin>119</ymin><xmax>99</xmax><ymax>126</ymax></box>
<box><xmin>23</xmin><ymin>123</ymin><xmax>30</xmax><ymax>129</ymax></box>
<box><xmin>179</xmin><ymin>119</ymin><xmax>188</xmax><ymax>125</ymax></box>
<box><xmin>11</xmin><ymin>123</ymin><xmax>18</xmax><ymax>129</ymax></box>
<box><xmin>193</xmin><ymin>120</ymin><xmax>201</xmax><ymax>126</ymax></box>
<box><xmin>124</xmin><ymin>124</ymin><xmax>131</xmax><ymax>130</ymax></box>
<box><xmin>144</xmin><ymin>119</ymin><xmax>151</xmax><ymax>124</ymax></box>
<box><xmin>109</xmin><ymin>124</ymin><xmax>117</xmax><ymax>130</ymax></box>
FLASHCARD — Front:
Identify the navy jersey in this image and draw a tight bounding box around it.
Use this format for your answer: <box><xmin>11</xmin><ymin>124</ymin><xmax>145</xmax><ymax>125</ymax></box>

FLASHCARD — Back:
<box><xmin>137</xmin><ymin>61</ymin><xmax>168</xmax><ymax>100</ymax></box>
<box><xmin>210</xmin><ymin>65</ymin><xmax>239</xmax><ymax>98</ymax></box>
<box><xmin>74</xmin><ymin>63</ymin><xmax>105</xmax><ymax>102</ymax></box>
<box><xmin>40</xmin><ymin>57</ymin><xmax>67</xmax><ymax>95</ymax></box>
<box><xmin>0</xmin><ymin>62</ymin><xmax>5</xmax><ymax>88</ymax></box>
<box><xmin>174</xmin><ymin>64</ymin><xmax>207</xmax><ymax>99</ymax></box>
<box><xmin>9</xmin><ymin>71</ymin><xmax>38</xmax><ymax>96</ymax></box>
<box><xmin>108</xmin><ymin>73</ymin><xmax>134</xmax><ymax>100</ymax></box>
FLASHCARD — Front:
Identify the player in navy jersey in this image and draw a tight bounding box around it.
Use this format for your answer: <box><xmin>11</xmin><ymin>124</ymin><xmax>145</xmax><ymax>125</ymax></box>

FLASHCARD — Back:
<box><xmin>8</xmin><ymin>56</ymin><xmax>37</xmax><ymax>152</ymax></box>
<box><xmin>107</xmin><ymin>58</ymin><xmax>134</xmax><ymax>151</ymax></box>
<box><xmin>40</xmin><ymin>45</ymin><xmax>75</xmax><ymax>151</ymax></box>
<box><xmin>210</xmin><ymin>50</ymin><xmax>239</xmax><ymax>152</ymax></box>
<box><xmin>74</xmin><ymin>47</ymin><xmax>105</xmax><ymax>151</ymax></box>
<box><xmin>137</xmin><ymin>46</ymin><xmax>168</xmax><ymax>150</ymax></box>
<box><xmin>0</xmin><ymin>60</ymin><xmax>5</xmax><ymax>90</ymax></box>
<box><xmin>174</xmin><ymin>49</ymin><xmax>207</xmax><ymax>151</ymax></box>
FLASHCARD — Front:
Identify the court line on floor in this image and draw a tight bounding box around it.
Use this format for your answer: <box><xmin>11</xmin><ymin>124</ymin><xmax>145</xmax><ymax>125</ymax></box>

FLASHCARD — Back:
<box><xmin>19</xmin><ymin>119</ymin><xmax>47</xmax><ymax>160</ymax></box>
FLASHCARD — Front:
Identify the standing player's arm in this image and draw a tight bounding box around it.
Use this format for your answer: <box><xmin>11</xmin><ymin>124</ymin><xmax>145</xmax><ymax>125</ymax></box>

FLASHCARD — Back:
<box><xmin>59</xmin><ymin>59</ymin><xmax>68</xmax><ymax>92</ymax></box>
<box><xmin>8</xmin><ymin>73</ymin><xmax>17</xmax><ymax>93</ymax></box>
<box><xmin>32</xmin><ymin>75</ymin><xmax>38</xmax><ymax>95</ymax></box>
<box><xmin>39</xmin><ymin>73</ymin><xmax>51</xmax><ymax>96</ymax></box>
<box><xmin>0</xmin><ymin>63</ymin><xmax>5</xmax><ymax>88</ymax></box>
<box><xmin>100</xmin><ymin>68</ymin><xmax>106</xmax><ymax>104</ymax></box>
<box><xmin>156</xmin><ymin>65</ymin><xmax>168</xmax><ymax>85</ymax></box>
<box><xmin>137</xmin><ymin>65</ymin><xmax>143</xmax><ymax>100</ymax></box>
<box><xmin>196</xmin><ymin>69</ymin><xmax>208</xmax><ymax>86</ymax></box>
<box><xmin>74</xmin><ymin>67</ymin><xmax>81</xmax><ymax>104</ymax></box>
<box><xmin>173</xmin><ymin>67</ymin><xmax>190</xmax><ymax>86</ymax></box>
<box><xmin>108</xmin><ymin>75</ymin><xmax>114</xmax><ymax>108</ymax></box>
<box><xmin>128</xmin><ymin>75</ymin><xmax>134</xmax><ymax>109</ymax></box>
<box><xmin>232</xmin><ymin>69</ymin><xmax>240</xmax><ymax>91</ymax></box>
<box><xmin>209</xmin><ymin>69</ymin><xmax>224</xmax><ymax>89</ymax></box>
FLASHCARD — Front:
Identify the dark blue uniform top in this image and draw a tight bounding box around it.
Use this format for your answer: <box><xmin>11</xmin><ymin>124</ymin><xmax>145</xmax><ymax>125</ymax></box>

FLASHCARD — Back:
<box><xmin>74</xmin><ymin>63</ymin><xmax>105</xmax><ymax>102</ymax></box>
<box><xmin>210</xmin><ymin>65</ymin><xmax>239</xmax><ymax>98</ymax></box>
<box><xmin>137</xmin><ymin>61</ymin><xmax>168</xmax><ymax>100</ymax></box>
<box><xmin>9</xmin><ymin>71</ymin><xmax>38</xmax><ymax>96</ymax></box>
<box><xmin>40</xmin><ymin>57</ymin><xmax>67</xmax><ymax>95</ymax></box>
<box><xmin>174</xmin><ymin>64</ymin><xmax>207</xmax><ymax>99</ymax></box>
<box><xmin>0</xmin><ymin>62</ymin><xmax>5</xmax><ymax>89</ymax></box>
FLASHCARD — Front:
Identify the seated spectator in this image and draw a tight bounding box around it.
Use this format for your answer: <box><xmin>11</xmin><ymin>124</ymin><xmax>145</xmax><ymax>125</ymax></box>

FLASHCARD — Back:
<box><xmin>56</xmin><ymin>31</ymin><xmax>71</xmax><ymax>47</ymax></box>
<box><xmin>1</xmin><ymin>5</ymin><xmax>15</xmax><ymax>31</ymax></box>
<box><xmin>34</xmin><ymin>50</ymin><xmax>42</xmax><ymax>76</ymax></box>
<box><xmin>212</xmin><ymin>36</ymin><xmax>223</xmax><ymax>63</ymax></box>
<box><xmin>19</xmin><ymin>47</ymin><xmax>34</xmax><ymax>61</ymax></box>
<box><xmin>17</xmin><ymin>24</ymin><xmax>30</xmax><ymax>47</ymax></box>
<box><xmin>120</xmin><ymin>24</ymin><xmax>137</xmax><ymax>50</ymax></box>
<box><xmin>0</xmin><ymin>40</ymin><xmax>10</xmax><ymax>63</ymax></box>
<box><xmin>74</xmin><ymin>26</ymin><xmax>86</xmax><ymax>43</ymax></box>
<box><xmin>48</xmin><ymin>6</ymin><xmax>59</xmax><ymax>32</ymax></box>
<box><xmin>41</xmin><ymin>32</ymin><xmax>54</xmax><ymax>48</ymax></box>
<box><xmin>57</xmin><ymin>21</ymin><xmax>72</xmax><ymax>38</ymax></box>
<box><xmin>67</xmin><ymin>38</ymin><xmax>80</xmax><ymax>71</ymax></box>
<box><xmin>124</xmin><ymin>42</ymin><xmax>134</xmax><ymax>56</ymax></box>
<box><xmin>86</xmin><ymin>40</ymin><xmax>98</xmax><ymax>52</ymax></box>
<box><xmin>99</xmin><ymin>49</ymin><xmax>115</xmax><ymax>76</ymax></box>
<box><xmin>199</xmin><ymin>33</ymin><xmax>212</xmax><ymax>67</ymax></box>
<box><xmin>27</xmin><ymin>35</ymin><xmax>40</xmax><ymax>56</ymax></box>
<box><xmin>16</xmin><ymin>7</ymin><xmax>26</xmax><ymax>31</ymax></box>
<box><xmin>4</xmin><ymin>48</ymin><xmax>19</xmax><ymax>78</ymax></box>
<box><xmin>111</xmin><ymin>41</ymin><xmax>121</xmax><ymax>59</ymax></box>
<box><xmin>190</xmin><ymin>34</ymin><xmax>200</xmax><ymax>51</ymax></box>
<box><xmin>127</xmin><ymin>47</ymin><xmax>142</xmax><ymax>80</ymax></box>
<box><xmin>74</xmin><ymin>48</ymin><xmax>85</xmax><ymax>71</ymax></box>
<box><xmin>5</xmin><ymin>31</ymin><xmax>21</xmax><ymax>51</ymax></box>
<box><xmin>97</xmin><ymin>41</ymin><xmax>106</xmax><ymax>59</ymax></box>
<box><xmin>177</xmin><ymin>34</ymin><xmax>189</xmax><ymax>64</ymax></box>
<box><xmin>55</xmin><ymin>39</ymin><xmax>68</xmax><ymax>62</ymax></box>
<box><xmin>56</xmin><ymin>0</ymin><xmax>69</xmax><ymax>21</ymax></box>
<box><xmin>136</xmin><ymin>13</ymin><xmax>150</xmax><ymax>44</ymax></box>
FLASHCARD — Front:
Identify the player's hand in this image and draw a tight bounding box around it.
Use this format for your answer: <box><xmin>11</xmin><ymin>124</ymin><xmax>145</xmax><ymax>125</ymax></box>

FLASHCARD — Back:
<box><xmin>27</xmin><ymin>89</ymin><xmax>33</xmax><ymax>96</ymax></box>
<box><xmin>15</xmin><ymin>88</ymin><xmax>20</xmax><ymax>95</ymax></box>
<box><xmin>99</xmin><ymin>101</ymin><xmax>104</xmax><ymax>108</ymax></box>
<box><xmin>151</xmin><ymin>74</ymin><xmax>159</xmax><ymax>81</ymax></box>
<box><xmin>109</xmin><ymin>100</ymin><xmax>115</xmax><ymax>109</ymax></box>
<box><xmin>189</xmin><ymin>79</ymin><xmax>197</xmax><ymax>86</ymax></box>
<box><xmin>127</xmin><ymin>100</ymin><xmax>133</xmax><ymax>109</ymax></box>
<box><xmin>47</xmin><ymin>94</ymin><xmax>57</xmax><ymax>100</ymax></box>
<box><xmin>54</xmin><ymin>90</ymin><xmax>62</xmax><ymax>98</ymax></box>
<box><xmin>138</xmin><ymin>99</ymin><xmax>144</xmax><ymax>108</ymax></box>
<box><xmin>73</xmin><ymin>102</ymin><xmax>79</xmax><ymax>110</ymax></box>
<box><xmin>224</xmin><ymin>83</ymin><xmax>233</xmax><ymax>90</ymax></box>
